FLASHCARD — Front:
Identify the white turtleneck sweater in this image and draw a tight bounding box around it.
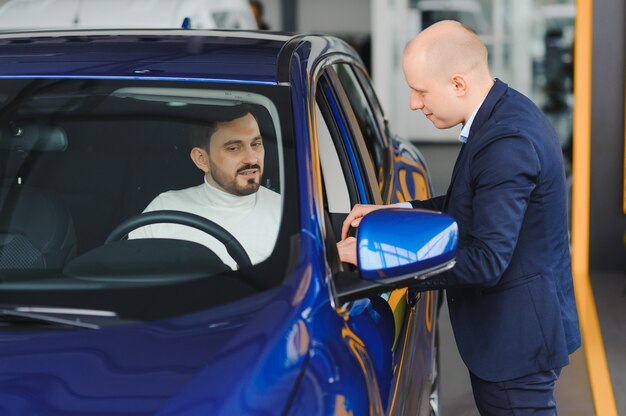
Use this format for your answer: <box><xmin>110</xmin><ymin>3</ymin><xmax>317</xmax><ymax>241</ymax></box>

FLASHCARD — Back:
<box><xmin>128</xmin><ymin>179</ymin><xmax>281</xmax><ymax>269</ymax></box>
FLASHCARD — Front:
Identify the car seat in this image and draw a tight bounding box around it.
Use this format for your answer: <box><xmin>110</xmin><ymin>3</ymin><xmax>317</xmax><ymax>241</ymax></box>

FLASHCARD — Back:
<box><xmin>0</xmin><ymin>186</ymin><xmax>77</xmax><ymax>270</ymax></box>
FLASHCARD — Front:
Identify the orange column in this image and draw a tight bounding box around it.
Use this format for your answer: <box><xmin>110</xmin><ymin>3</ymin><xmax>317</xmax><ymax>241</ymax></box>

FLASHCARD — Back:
<box><xmin>571</xmin><ymin>0</ymin><xmax>618</xmax><ymax>414</ymax></box>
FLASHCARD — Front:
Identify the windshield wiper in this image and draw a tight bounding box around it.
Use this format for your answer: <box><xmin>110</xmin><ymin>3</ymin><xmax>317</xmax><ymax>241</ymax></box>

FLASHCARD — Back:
<box><xmin>0</xmin><ymin>306</ymin><xmax>118</xmax><ymax>330</ymax></box>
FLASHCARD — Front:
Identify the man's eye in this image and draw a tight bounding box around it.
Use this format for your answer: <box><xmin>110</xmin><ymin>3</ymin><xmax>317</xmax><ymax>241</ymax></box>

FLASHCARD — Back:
<box><xmin>226</xmin><ymin>146</ymin><xmax>240</xmax><ymax>152</ymax></box>
<box><xmin>252</xmin><ymin>142</ymin><xmax>263</xmax><ymax>148</ymax></box>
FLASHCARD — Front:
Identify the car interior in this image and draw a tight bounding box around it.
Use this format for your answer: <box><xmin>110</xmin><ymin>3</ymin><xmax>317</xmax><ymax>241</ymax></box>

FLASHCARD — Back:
<box><xmin>0</xmin><ymin>80</ymin><xmax>282</xmax><ymax>283</ymax></box>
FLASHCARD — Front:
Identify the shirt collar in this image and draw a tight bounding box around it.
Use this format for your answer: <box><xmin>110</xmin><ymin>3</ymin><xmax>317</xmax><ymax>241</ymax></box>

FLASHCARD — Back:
<box><xmin>459</xmin><ymin>94</ymin><xmax>488</xmax><ymax>143</ymax></box>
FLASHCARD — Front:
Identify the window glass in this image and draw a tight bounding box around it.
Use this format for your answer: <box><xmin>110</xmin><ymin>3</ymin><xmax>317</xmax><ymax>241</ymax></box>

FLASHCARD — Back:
<box><xmin>315</xmin><ymin>105</ymin><xmax>351</xmax><ymax>214</ymax></box>
<box><xmin>333</xmin><ymin>64</ymin><xmax>389</xmax><ymax>191</ymax></box>
<box><xmin>0</xmin><ymin>78</ymin><xmax>294</xmax><ymax>320</ymax></box>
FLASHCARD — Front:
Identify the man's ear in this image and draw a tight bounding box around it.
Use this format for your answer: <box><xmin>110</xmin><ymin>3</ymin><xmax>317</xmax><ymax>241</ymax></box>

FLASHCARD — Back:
<box><xmin>451</xmin><ymin>74</ymin><xmax>468</xmax><ymax>96</ymax></box>
<box><xmin>190</xmin><ymin>147</ymin><xmax>210</xmax><ymax>173</ymax></box>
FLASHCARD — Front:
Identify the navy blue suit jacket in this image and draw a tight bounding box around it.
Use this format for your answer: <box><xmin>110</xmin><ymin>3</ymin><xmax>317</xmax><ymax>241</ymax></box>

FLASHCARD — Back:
<box><xmin>411</xmin><ymin>79</ymin><xmax>580</xmax><ymax>382</ymax></box>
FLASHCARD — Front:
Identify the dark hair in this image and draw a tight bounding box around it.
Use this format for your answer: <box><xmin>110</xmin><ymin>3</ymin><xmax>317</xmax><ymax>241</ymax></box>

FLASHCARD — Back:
<box><xmin>189</xmin><ymin>104</ymin><xmax>256</xmax><ymax>151</ymax></box>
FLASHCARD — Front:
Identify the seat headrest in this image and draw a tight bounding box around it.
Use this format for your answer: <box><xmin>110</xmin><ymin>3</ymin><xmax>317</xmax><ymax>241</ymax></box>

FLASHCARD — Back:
<box><xmin>0</xmin><ymin>186</ymin><xmax>76</xmax><ymax>269</ymax></box>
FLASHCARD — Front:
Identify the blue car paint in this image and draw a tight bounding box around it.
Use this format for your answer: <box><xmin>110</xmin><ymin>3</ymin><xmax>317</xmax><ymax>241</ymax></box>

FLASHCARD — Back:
<box><xmin>283</xmin><ymin>293</ymin><xmax>394</xmax><ymax>415</ymax></box>
<box><xmin>357</xmin><ymin>209</ymin><xmax>458</xmax><ymax>280</ymax></box>
<box><xmin>285</xmin><ymin>41</ymin><xmax>395</xmax><ymax>412</ymax></box>
<box><xmin>0</xmin><ymin>75</ymin><xmax>278</xmax><ymax>85</ymax></box>
<box><xmin>0</xmin><ymin>31</ymin><xmax>448</xmax><ymax>415</ymax></box>
<box><xmin>387</xmin><ymin>289</ymin><xmax>438</xmax><ymax>413</ymax></box>
<box><xmin>0</xmin><ymin>249</ymin><xmax>363</xmax><ymax>414</ymax></box>
<box><xmin>389</xmin><ymin>139</ymin><xmax>434</xmax><ymax>204</ymax></box>
<box><xmin>0</xmin><ymin>33</ymin><xmax>284</xmax><ymax>82</ymax></box>
<box><xmin>0</xmin><ymin>291</ymin><xmax>302</xmax><ymax>414</ymax></box>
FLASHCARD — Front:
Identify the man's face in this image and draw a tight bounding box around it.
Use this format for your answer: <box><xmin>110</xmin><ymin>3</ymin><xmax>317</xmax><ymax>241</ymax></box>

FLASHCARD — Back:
<box><xmin>206</xmin><ymin>113</ymin><xmax>264</xmax><ymax>196</ymax></box>
<box><xmin>402</xmin><ymin>53</ymin><xmax>463</xmax><ymax>129</ymax></box>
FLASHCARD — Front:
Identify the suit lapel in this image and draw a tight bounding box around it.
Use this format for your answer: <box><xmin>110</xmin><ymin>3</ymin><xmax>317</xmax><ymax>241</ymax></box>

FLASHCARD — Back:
<box><xmin>468</xmin><ymin>78</ymin><xmax>508</xmax><ymax>140</ymax></box>
<box><xmin>442</xmin><ymin>79</ymin><xmax>509</xmax><ymax>212</ymax></box>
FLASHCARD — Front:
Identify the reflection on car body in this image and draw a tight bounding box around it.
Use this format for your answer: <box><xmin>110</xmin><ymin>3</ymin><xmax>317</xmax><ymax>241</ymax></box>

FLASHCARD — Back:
<box><xmin>0</xmin><ymin>30</ymin><xmax>457</xmax><ymax>415</ymax></box>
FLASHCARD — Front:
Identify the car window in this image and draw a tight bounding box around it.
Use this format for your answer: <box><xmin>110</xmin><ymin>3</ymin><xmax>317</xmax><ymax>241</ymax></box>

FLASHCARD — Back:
<box><xmin>315</xmin><ymin>106</ymin><xmax>351</xmax><ymax>215</ymax></box>
<box><xmin>0</xmin><ymin>78</ymin><xmax>295</xmax><ymax>320</ymax></box>
<box><xmin>332</xmin><ymin>63</ymin><xmax>391</xmax><ymax>195</ymax></box>
<box><xmin>350</xmin><ymin>65</ymin><xmax>392</xmax><ymax>147</ymax></box>
<box><xmin>317</xmin><ymin>70</ymin><xmax>383</xmax><ymax>206</ymax></box>
<box><xmin>313</xmin><ymin>70</ymin><xmax>386</xmax><ymax>258</ymax></box>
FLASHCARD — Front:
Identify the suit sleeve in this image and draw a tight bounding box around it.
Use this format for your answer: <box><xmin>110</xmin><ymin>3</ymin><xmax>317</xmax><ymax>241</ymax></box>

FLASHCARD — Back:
<box><xmin>409</xmin><ymin>195</ymin><xmax>445</xmax><ymax>211</ymax></box>
<box><xmin>414</xmin><ymin>136</ymin><xmax>540</xmax><ymax>290</ymax></box>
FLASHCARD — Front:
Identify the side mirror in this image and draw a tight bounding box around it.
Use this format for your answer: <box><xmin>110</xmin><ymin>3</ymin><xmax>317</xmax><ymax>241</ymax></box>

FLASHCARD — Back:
<box><xmin>335</xmin><ymin>208</ymin><xmax>458</xmax><ymax>302</ymax></box>
<box><xmin>358</xmin><ymin>208</ymin><xmax>458</xmax><ymax>282</ymax></box>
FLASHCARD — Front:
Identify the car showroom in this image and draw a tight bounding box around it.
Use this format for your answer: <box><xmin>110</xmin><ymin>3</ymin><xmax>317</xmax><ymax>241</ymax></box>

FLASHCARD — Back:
<box><xmin>0</xmin><ymin>0</ymin><xmax>622</xmax><ymax>415</ymax></box>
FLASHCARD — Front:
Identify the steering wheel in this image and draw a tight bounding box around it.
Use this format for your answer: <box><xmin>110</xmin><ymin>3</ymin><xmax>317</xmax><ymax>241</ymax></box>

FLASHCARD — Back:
<box><xmin>105</xmin><ymin>210</ymin><xmax>251</xmax><ymax>268</ymax></box>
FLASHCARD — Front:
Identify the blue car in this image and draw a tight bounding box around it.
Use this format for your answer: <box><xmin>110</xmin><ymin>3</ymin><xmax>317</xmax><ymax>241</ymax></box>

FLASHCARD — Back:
<box><xmin>0</xmin><ymin>30</ymin><xmax>457</xmax><ymax>415</ymax></box>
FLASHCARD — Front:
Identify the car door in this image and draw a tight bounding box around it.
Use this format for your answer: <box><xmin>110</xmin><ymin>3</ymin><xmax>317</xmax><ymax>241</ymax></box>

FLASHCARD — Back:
<box><xmin>309</xmin><ymin>65</ymin><xmax>390</xmax><ymax>411</ymax></box>
<box><xmin>314</xmin><ymin>61</ymin><xmax>438</xmax><ymax>415</ymax></box>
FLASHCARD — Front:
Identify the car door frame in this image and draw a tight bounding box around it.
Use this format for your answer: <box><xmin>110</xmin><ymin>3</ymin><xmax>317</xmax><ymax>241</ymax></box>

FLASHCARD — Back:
<box><xmin>308</xmin><ymin>54</ymin><xmax>438</xmax><ymax>415</ymax></box>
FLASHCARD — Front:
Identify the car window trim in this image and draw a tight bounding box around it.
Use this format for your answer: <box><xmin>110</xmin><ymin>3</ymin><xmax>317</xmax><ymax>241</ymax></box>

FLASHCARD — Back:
<box><xmin>348</xmin><ymin>65</ymin><xmax>396</xmax><ymax>201</ymax></box>
<box><xmin>321</xmin><ymin>68</ymin><xmax>383</xmax><ymax>205</ymax></box>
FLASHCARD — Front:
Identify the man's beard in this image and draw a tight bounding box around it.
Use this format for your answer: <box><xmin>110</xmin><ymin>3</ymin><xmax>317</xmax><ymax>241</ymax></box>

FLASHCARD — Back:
<box><xmin>210</xmin><ymin>163</ymin><xmax>262</xmax><ymax>196</ymax></box>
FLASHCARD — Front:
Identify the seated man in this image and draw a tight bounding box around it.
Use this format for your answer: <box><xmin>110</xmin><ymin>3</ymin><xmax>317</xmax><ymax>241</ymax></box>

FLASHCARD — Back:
<box><xmin>129</xmin><ymin>107</ymin><xmax>281</xmax><ymax>270</ymax></box>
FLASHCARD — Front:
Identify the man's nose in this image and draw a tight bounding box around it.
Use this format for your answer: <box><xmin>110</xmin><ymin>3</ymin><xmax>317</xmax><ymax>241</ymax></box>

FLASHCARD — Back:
<box><xmin>242</xmin><ymin>146</ymin><xmax>260</xmax><ymax>163</ymax></box>
<box><xmin>410</xmin><ymin>92</ymin><xmax>424</xmax><ymax>111</ymax></box>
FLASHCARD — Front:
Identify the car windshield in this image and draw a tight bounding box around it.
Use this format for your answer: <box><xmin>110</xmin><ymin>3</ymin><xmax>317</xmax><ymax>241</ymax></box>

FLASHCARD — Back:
<box><xmin>0</xmin><ymin>78</ymin><xmax>296</xmax><ymax>321</ymax></box>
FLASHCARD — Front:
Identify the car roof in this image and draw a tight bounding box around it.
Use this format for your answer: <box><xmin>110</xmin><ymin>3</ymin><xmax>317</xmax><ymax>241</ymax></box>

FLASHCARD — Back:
<box><xmin>0</xmin><ymin>30</ymin><xmax>360</xmax><ymax>84</ymax></box>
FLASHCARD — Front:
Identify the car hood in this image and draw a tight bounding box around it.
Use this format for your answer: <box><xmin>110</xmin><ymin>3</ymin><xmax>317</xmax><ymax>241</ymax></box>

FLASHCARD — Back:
<box><xmin>0</xmin><ymin>287</ymin><xmax>311</xmax><ymax>415</ymax></box>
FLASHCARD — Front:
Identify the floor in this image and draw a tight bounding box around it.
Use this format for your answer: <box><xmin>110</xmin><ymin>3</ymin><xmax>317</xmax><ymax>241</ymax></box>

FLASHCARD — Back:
<box><xmin>418</xmin><ymin>142</ymin><xmax>626</xmax><ymax>416</ymax></box>
<box><xmin>438</xmin><ymin>293</ymin><xmax>595</xmax><ymax>415</ymax></box>
<box><xmin>438</xmin><ymin>272</ymin><xmax>626</xmax><ymax>416</ymax></box>
<box><xmin>588</xmin><ymin>272</ymin><xmax>626</xmax><ymax>413</ymax></box>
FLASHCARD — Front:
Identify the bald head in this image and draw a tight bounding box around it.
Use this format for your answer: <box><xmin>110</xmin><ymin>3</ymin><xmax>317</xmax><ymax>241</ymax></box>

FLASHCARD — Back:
<box><xmin>402</xmin><ymin>20</ymin><xmax>494</xmax><ymax>128</ymax></box>
<box><xmin>405</xmin><ymin>20</ymin><xmax>490</xmax><ymax>82</ymax></box>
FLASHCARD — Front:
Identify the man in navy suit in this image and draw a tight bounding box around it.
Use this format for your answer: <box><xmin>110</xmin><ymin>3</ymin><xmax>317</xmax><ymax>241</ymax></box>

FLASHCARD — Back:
<box><xmin>339</xmin><ymin>20</ymin><xmax>580</xmax><ymax>414</ymax></box>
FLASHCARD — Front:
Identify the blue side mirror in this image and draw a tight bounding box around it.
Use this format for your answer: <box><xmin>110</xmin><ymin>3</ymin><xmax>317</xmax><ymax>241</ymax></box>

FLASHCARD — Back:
<box><xmin>357</xmin><ymin>208</ymin><xmax>458</xmax><ymax>284</ymax></box>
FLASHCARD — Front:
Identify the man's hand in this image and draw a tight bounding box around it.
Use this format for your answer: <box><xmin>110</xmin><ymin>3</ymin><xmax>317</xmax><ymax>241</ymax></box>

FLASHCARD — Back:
<box><xmin>341</xmin><ymin>204</ymin><xmax>388</xmax><ymax>240</ymax></box>
<box><xmin>336</xmin><ymin>237</ymin><xmax>357</xmax><ymax>266</ymax></box>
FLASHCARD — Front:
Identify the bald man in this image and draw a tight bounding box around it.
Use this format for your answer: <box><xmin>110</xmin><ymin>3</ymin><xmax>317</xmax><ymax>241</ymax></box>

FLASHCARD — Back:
<box><xmin>340</xmin><ymin>20</ymin><xmax>580</xmax><ymax>414</ymax></box>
